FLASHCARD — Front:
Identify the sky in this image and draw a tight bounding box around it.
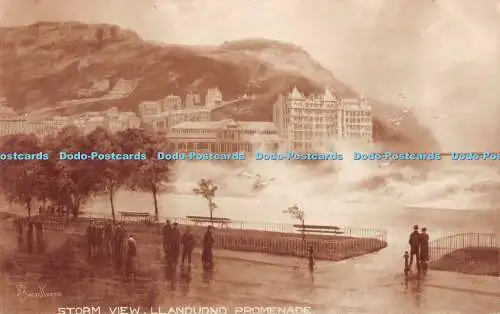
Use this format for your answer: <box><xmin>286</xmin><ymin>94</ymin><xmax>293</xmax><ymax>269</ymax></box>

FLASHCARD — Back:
<box><xmin>0</xmin><ymin>0</ymin><xmax>499</xmax><ymax>151</ymax></box>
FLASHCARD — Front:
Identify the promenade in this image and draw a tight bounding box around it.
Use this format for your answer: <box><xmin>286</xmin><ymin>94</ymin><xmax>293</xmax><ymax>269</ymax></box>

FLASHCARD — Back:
<box><xmin>155</xmin><ymin>238</ymin><xmax>499</xmax><ymax>313</ymax></box>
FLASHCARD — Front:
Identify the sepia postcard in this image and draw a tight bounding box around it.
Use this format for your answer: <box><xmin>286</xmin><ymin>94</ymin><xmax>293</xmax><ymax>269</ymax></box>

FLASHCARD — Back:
<box><xmin>0</xmin><ymin>0</ymin><xmax>499</xmax><ymax>313</ymax></box>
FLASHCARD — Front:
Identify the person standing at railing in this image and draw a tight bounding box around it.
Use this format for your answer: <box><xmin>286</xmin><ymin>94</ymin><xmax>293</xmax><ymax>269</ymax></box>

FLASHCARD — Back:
<box><xmin>170</xmin><ymin>223</ymin><xmax>181</xmax><ymax>268</ymax></box>
<box><xmin>104</xmin><ymin>220</ymin><xmax>113</xmax><ymax>258</ymax></box>
<box><xmin>408</xmin><ymin>225</ymin><xmax>421</xmax><ymax>271</ymax></box>
<box><xmin>125</xmin><ymin>234</ymin><xmax>137</xmax><ymax>278</ymax></box>
<box><xmin>114</xmin><ymin>223</ymin><xmax>126</xmax><ymax>269</ymax></box>
<box><xmin>162</xmin><ymin>220</ymin><xmax>172</xmax><ymax>260</ymax></box>
<box><xmin>181</xmin><ymin>227</ymin><xmax>195</xmax><ymax>266</ymax></box>
<box><xmin>202</xmin><ymin>226</ymin><xmax>214</xmax><ymax>269</ymax></box>
<box><xmin>15</xmin><ymin>217</ymin><xmax>23</xmax><ymax>250</ymax></box>
<box><xmin>87</xmin><ymin>221</ymin><xmax>94</xmax><ymax>259</ymax></box>
<box><xmin>308</xmin><ymin>245</ymin><xmax>315</xmax><ymax>271</ymax></box>
<box><xmin>419</xmin><ymin>227</ymin><xmax>429</xmax><ymax>269</ymax></box>
<box><xmin>26</xmin><ymin>220</ymin><xmax>34</xmax><ymax>255</ymax></box>
<box><xmin>35</xmin><ymin>220</ymin><xmax>44</xmax><ymax>253</ymax></box>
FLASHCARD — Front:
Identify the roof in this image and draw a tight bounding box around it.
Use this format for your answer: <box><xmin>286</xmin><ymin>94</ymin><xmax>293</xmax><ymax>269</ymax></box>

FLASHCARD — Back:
<box><xmin>240</xmin><ymin>133</ymin><xmax>282</xmax><ymax>143</ymax></box>
<box><xmin>171</xmin><ymin>119</ymin><xmax>278</xmax><ymax>132</ymax></box>
<box><xmin>167</xmin><ymin>133</ymin><xmax>217</xmax><ymax>140</ymax></box>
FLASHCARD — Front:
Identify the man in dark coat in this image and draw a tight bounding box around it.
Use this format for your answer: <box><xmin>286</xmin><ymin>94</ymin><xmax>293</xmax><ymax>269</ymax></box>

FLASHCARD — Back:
<box><xmin>125</xmin><ymin>234</ymin><xmax>137</xmax><ymax>278</ymax></box>
<box><xmin>15</xmin><ymin>218</ymin><xmax>23</xmax><ymax>249</ymax></box>
<box><xmin>35</xmin><ymin>221</ymin><xmax>44</xmax><ymax>253</ymax></box>
<box><xmin>181</xmin><ymin>227</ymin><xmax>195</xmax><ymax>266</ymax></box>
<box><xmin>162</xmin><ymin>220</ymin><xmax>172</xmax><ymax>260</ymax></box>
<box><xmin>114</xmin><ymin>223</ymin><xmax>126</xmax><ymax>268</ymax></box>
<box><xmin>87</xmin><ymin>221</ymin><xmax>95</xmax><ymax>259</ymax></box>
<box><xmin>104</xmin><ymin>220</ymin><xmax>113</xmax><ymax>257</ymax></box>
<box><xmin>308</xmin><ymin>245</ymin><xmax>315</xmax><ymax>271</ymax></box>
<box><xmin>202</xmin><ymin>226</ymin><xmax>214</xmax><ymax>269</ymax></box>
<box><xmin>419</xmin><ymin>227</ymin><xmax>430</xmax><ymax>266</ymax></box>
<box><xmin>170</xmin><ymin>223</ymin><xmax>181</xmax><ymax>267</ymax></box>
<box><xmin>26</xmin><ymin>221</ymin><xmax>34</xmax><ymax>255</ymax></box>
<box><xmin>408</xmin><ymin>225</ymin><xmax>421</xmax><ymax>270</ymax></box>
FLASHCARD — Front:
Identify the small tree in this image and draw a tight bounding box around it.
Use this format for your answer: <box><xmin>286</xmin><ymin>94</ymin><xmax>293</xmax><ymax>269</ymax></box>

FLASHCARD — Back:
<box><xmin>193</xmin><ymin>179</ymin><xmax>218</xmax><ymax>223</ymax></box>
<box><xmin>283</xmin><ymin>204</ymin><xmax>305</xmax><ymax>240</ymax></box>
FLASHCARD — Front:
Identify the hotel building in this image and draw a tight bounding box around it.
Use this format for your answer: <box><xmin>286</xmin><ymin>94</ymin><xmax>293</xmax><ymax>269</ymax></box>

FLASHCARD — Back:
<box><xmin>161</xmin><ymin>95</ymin><xmax>183</xmax><ymax>111</ymax></box>
<box><xmin>138</xmin><ymin>101</ymin><xmax>162</xmax><ymax>117</ymax></box>
<box><xmin>273</xmin><ymin>86</ymin><xmax>372</xmax><ymax>151</ymax></box>
<box><xmin>205</xmin><ymin>88</ymin><xmax>223</xmax><ymax>108</ymax></box>
<box><xmin>185</xmin><ymin>92</ymin><xmax>202</xmax><ymax>108</ymax></box>
<box><xmin>166</xmin><ymin>119</ymin><xmax>281</xmax><ymax>153</ymax></box>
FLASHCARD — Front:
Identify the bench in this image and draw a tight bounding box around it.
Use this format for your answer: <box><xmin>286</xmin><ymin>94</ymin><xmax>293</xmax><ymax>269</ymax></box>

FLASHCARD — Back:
<box><xmin>187</xmin><ymin>216</ymin><xmax>232</xmax><ymax>228</ymax></box>
<box><xmin>293</xmin><ymin>224</ymin><xmax>344</xmax><ymax>235</ymax></box>
<box><xmin>119</xmin><ymin>212</ymin><xmax>155</xmax><ymax>223</ymax></box>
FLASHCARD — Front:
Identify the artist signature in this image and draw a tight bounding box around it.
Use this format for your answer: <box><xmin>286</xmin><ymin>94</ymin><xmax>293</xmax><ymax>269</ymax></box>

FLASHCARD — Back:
<box><xmin>15</xmin><ymin>284</ymin><xmax>62</xmax><ymax>302</ymax></box>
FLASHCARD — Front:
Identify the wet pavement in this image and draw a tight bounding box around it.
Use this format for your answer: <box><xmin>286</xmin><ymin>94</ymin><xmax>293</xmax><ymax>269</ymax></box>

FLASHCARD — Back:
<box><xmin>83</xmin><ymin>193</ymin><xmax>500</xmax><ymax>313</ymax></box>
<box><xmin>162</xmin><ymin>242</ymin><xmax>499</xmax><ymax>313</ymax></box>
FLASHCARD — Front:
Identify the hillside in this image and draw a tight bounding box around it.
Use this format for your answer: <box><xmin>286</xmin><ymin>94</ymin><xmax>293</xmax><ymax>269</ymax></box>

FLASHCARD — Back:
<box><xmin>0</xmin><ymin>21</ymin><xmax>439</xmax><ymax>151</ymax></box>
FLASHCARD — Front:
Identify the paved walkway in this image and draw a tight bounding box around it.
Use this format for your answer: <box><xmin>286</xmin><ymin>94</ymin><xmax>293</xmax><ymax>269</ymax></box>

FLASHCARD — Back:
<box><xmin>157</xmin><ymin>242</ymin><xmax>499</xmax><ymax>313</ymax></box>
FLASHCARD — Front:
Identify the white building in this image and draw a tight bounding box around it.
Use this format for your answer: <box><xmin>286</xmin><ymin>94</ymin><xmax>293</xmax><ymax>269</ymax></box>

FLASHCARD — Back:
<box><xmin>205</xmin><ymin>87</ymin><xmax>223</xmax><ymax>108</ymax></box>
<box><xmin>138</xmin><ymin>101</ymin><xmax>162</xmax><ymax>118</ymax></box>
<box><xmin>161</xmin><ymin>95</ymin><xmax>183</xmax><ymax>111</ymax></box>
<box><xmin>273</xmin><ymin>86</ymin><xmax>372</xmax><ymax>151</ymax></box>
<box><xmin>185</xmin><ymin>92</ymin><xmax>202</xmax><ymax>108</ymax></box>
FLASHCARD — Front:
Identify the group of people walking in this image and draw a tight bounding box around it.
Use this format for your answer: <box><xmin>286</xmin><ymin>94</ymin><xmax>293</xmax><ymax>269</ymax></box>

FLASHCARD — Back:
<box><xmin>86</xmin><ymin>220</ymin><xmax>137</xmax><ymax>277</ymax></box>
<box><xmin>15</xmin><ymin>218</ymin><xmax>44</xmax><ymax>255</ymax></box>
<box><xmin>407</xmin><ymin>225</ymin><xmax>430</xmax><ymax>271</ymax></box>
<box><xmin>162</xmin><ymin>220</ymin><xmax>214</xmax><ymax>270</ymax></box>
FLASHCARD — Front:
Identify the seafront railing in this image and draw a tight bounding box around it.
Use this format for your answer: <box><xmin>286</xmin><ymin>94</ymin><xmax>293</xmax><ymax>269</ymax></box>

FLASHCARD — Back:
<box><xmin>428</xmin><ymin>232</ymin><xmax>499</xmax><ymax>262</ymax></box>
<box><xmin>3</xmin><ymin>212</ymin><xmax>388</xmax><ymax>260</ymax></box>
<box><xmin>60</xmin><ymin>212</ymin><xmax>388</xmax><ymax>244</ymax></box>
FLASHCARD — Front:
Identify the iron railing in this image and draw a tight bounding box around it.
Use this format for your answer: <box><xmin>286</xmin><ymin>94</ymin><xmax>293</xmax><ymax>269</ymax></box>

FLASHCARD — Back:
<box><xmin>428</xmin><ymin>232</ymin><xmax>499</xmax><ymax>262</ymax></box>
<box><xmin>5</xmin><ymin>213</ymin><xmax>388</xmax><ymax>260</ymax></box>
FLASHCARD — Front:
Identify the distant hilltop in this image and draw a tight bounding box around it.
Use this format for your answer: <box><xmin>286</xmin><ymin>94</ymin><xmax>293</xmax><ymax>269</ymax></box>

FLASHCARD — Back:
<box><xmin>0</xmin><ymin>21</ymin><xmax>439</xmax><ymax>151</ymax></box>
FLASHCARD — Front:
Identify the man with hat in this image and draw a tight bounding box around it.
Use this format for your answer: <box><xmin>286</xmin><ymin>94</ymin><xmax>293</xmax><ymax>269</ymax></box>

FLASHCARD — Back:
<box><xmin>408</xmin><ymin>225</ymin><xmax>421</xmax><ymax>270</ymax></box>
<box><xmin>162</xmin><ymin>220</ymin><xmax>172</xmax><ymax>260</ymax></box>
<box><xmin>170</xmin><ymin>222</ymin><xmax>181</xmax><ymax>267</ymax></box>
<box><xmin>202</xmin><ymin>226</ymin><xmax>214</xmax><ymax>269</ymax></box>
<box><xmin>419</xmin><ymin>227</ymin><xmax>430</xmax><ymax>268</ymax></box>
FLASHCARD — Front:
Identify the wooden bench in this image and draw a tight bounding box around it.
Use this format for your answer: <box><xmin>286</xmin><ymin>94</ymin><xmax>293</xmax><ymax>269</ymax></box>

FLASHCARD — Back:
<box><xmin>187</xmin><ymin>216</ymin><xmax>232</xmax><ymax>228</ymax></box>
<box><xmin>293</xmin><ymin>224</ymin><xmax>344</xmax><ymax>235</ymax></box>
<box><xmin>119</xmin><ymin>212</ymin><xmax>154</xmax><ymax>223</ymax></box>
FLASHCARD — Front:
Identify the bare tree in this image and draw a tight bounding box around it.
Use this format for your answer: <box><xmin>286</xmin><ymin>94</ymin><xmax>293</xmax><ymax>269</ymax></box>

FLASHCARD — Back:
<box><xmin>193</xmin><ymin>179</ymin><xmax>218</xmax><ymax>223</ymax></box>
<box><xmin>283</xmin><ymin>204</ymin><xmax>305</xmax><ymax>240</ymax></box>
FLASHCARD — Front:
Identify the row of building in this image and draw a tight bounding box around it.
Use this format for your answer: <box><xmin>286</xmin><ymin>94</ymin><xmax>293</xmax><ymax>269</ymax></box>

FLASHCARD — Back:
<box><xmin>138</xmin><ymin>88</ymin><xmax>223</xmax><ymax>117</ymax></box>
<box><xmin>0</xmin><ymin>86</ymin><xmax>373</xmax><ymax>153</ymax></box>
<box><xmin>0</xmin><ymin>107</ymin><xmax>141</xmax><ymax>138</ymax></box>
<box><xmin>161</xmin><ymin>86</ymin><xmax>373</xmax><ymax>153</ymax></box>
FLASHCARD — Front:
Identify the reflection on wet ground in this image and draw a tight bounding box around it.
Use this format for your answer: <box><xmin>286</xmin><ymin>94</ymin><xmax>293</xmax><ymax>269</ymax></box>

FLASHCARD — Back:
<box><xmin>143</xmin><ymin>247</ymin><xmax>498</xmax><ymax>313</ymax></box>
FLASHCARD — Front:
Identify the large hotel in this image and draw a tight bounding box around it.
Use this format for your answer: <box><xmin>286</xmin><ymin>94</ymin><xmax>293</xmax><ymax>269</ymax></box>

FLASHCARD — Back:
<box><xmin>273</xmin><ymin>86</ymin><xmax>372</xmax><ymax>151</ymax></box>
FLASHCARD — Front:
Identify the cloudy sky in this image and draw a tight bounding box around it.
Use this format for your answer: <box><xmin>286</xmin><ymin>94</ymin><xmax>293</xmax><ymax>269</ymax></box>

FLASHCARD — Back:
<box><xmin>0</xmin><ymin>0</ymin><xmax>499</xmax><ymax>150</ymax></box>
